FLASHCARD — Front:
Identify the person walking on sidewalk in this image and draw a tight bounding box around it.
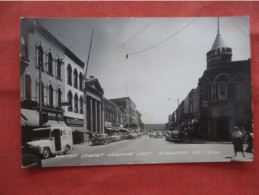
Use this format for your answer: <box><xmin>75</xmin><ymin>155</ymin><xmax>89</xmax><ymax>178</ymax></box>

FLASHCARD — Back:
<box><xmin>232</xmin><ymin>126</ymin><xmax>245</xmax><ymax>157</ymax></box>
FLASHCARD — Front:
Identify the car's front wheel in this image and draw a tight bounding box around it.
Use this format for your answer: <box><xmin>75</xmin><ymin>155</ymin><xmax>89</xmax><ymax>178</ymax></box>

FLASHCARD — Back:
<box><xmin>42</xmin><ymin>147</ymin><xmax>50</xmax><ymax>159</ymax></box>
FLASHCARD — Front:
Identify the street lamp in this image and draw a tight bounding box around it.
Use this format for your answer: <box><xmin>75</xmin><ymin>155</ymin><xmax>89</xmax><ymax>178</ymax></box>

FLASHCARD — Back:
<box><xmin>168</xmin><ymin>98</ymin><xmax>180</xmax><ymax>129</ymax></box>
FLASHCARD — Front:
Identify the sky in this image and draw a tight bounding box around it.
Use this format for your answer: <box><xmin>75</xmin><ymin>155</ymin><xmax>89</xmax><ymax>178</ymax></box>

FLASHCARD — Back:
<box><xmin>38</xmin><ymin>17</ymin><xmax>251</xmax><ymax>124</ymax></box>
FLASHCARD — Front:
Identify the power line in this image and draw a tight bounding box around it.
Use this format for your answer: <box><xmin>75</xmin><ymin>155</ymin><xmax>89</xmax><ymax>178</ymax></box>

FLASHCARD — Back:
<box><xmin>123</xmin><ymin>18</ymin><xmax>157</xmax><ymax>46</ymax></box>
<box><xmin>126</xmin><ymin>18</ymin><xmax>197</xmax><ymax>57</ymax></box>
<box><xmin>231</xmin><ymin>17</ymin><xmax>249</xmax><ymax>36</ymax></box>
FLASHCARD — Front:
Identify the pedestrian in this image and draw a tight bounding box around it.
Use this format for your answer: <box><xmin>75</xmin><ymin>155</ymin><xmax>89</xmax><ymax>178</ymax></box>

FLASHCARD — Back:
<box><xmin>232</xmin><ymin>126</ymin><xmax>245</xmax><ymax>157</ymax></box>
<box><xmin>245</xmin><ymin>132</ymin><xmax>253</xmax><ymax>153</ymax></box>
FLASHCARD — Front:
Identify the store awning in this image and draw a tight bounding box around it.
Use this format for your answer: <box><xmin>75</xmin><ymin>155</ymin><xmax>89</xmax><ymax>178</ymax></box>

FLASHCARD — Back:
<box><xmin>45</xmin><ymin>120</ymin><xmax>67</xmax><ymax>127</ymax></box>
<box><xmin>70</xmin><ymin>127</ymin><xmax>91</xmax><ymax>133</ymax></box>
<box><xmin>21</xmin><ymin>109</ymin><xmax>39</xmax><ymax>126</ymax></box>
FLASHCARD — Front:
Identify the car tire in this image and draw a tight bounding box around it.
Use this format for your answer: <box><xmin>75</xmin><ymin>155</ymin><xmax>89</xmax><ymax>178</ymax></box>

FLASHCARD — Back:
<box><xmin>42</xmin><ymin>147</ymin><xmax>50</xmax><ymax>159</ymax></box>
<box><xmin>64</xmin><ymin>145</ymin><xmax>71</xmax><ymax>154</ymax></box>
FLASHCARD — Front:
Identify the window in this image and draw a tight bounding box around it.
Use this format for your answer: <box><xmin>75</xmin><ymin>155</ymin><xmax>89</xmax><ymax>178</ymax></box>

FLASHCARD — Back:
<box><xmin>74</xmin><ymin>69</ymin><xmax>78</xmax><ymax>89</ymax></box>
<box><xmin>40</xmin><ymin>81</ymin><xmax>45</xmax><ymax>105</ymax></box>
<box><xmin>67</xmin><ymin>91</ymin><xmax>73</xmax><ymax>111</ymax></box>
<box><xmin>57</xmin><ymin>88</ymin><xmax>62</xmax><ymax>108</ymax></box>
<box><xmin>80</xmin><ymin>96</ymin><xmax>83</xmax><ymax>114</ymax></box>
<box><xmin>216</xmin><ymin>74</ymin><xmax>230</xmax><ymax>100</ymax></box>
<box><xmin>204</xmin><ymin>79</ymin><xmax>210</xmax><ymax>100</ymax></box>
<box><xmin>47</xmin><ymin>52</ymin><xmax>53</xmax><ymax>75</ymax></box>
<box><xmin>25</xmin><ymin>74</ymin><xmax>31</xmax><ymax>100</ymax></box>
<box><xmin>56</xmin><ymin>59</ymin><xmax>62</xmax><ymax>79</ymax></box>
<box><xmin>67</xmin><ymin>64</ymin><xmax>72</xmax><ymax>85</ymax></box>
<box><xmin>79</xmin><ymin>73</ymin><xmax>83</xmax><ymax>90</ymax></box>
<box><xmin>37</xmin><ymin>45</ymin><xmax>44</xmax><ymax>71</ymax></box>
<box><xmin>48</xmin><ymin>84</ymin><xmax>53</xmax><ymax>106</ymax></box>
<box><xmin>74</xmin><ymin>93</ymin><xmax>78</xmax><ymax>113</ymax></box>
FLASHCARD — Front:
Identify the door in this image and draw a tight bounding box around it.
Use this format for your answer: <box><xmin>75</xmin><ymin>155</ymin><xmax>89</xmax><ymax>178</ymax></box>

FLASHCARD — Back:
<box><xmin>217</xmin><ymin>117</ymin><xmax>230</xmax><ymax>140</ymax></box>
<box><xmin>53</xmin><ymin>129</ymin><xmax>61</xmax><ymax>151</ymax></box>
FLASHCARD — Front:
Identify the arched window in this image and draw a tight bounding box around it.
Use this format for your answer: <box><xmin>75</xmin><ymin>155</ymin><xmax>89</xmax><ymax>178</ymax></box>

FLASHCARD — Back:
<box><xmin>204</xmin><ymin>78</ymin><xmax>211</xmax><ymax>100</ymax></box>
<box><xmin>25</xmin><ymin>74</ymin><xmax>31</xmax><ymax>100</ymax></box>
<box><xmin>37</xmin><ymin>45</ymin><xmax>44</xmax><ymax>71</ymax></box>
<box><xmin>40</xmin><ymin>81</ymin><xmax>45</xmax><ymax>105</ymax></box>
<box><xmin>57</xmin><ymin>88</ymin><xmax>62</xmax><ymax>108</ymax></box>
<box><xmin>67</xmin><ymin>91</ymin><xmax>73</xmax><ymax>111</ymax></box>
<box><xmin>47</xmin><ymin>52</ymin><xmax>53</xmax><ymax>75</ymax></box>
<box><xmin>215</xmin><ymin>74</ymin><xmax>230</xmax><ymax>100</ymax></box>
<box><xmin>74</xmin><ymin>69</ymin><xmax>78</xmax><ymax>89</ymax></box>
<box><xmin>67</xmin><ymin>64</ymin><xmax>72</xmax><ymax>85</ymax></box>
<box><xmin>79</xmin><ymin>73</ymin><xmax>83</xmax><ymax>90</ymax></box>
<box><xmin>48</xmin><ymin>84</ymin><xmax>53</xmax><ymax>106</ymax></box>
<box><xmin>56</xmin><ymin>59</ymin><xmax>62</xmax><ymax>79</ymax></box>
<box><xmin>80</xmin><ymin>96</ymin><xmax>83</xmax><ymax>114</ymax></box>
<box><xmin>74</xmin><ymin>93</ymin><xmax>78</xmax><ymax>113</ymax></box>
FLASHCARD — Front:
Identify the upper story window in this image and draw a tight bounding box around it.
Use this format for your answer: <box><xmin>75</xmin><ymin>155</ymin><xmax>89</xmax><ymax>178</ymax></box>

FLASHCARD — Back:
<box><xmin>74</xmin><ymin>93</ymin><xmax>78</xmax><ymax>113</ymax></box>
<box><xmin>25</xmin><ymin>74</ymin><xmax>31</xmax><ymax>100</ymax></box>
<box><xmin>47</xmin><ymin>52</ymin><xmax>53</xmax><ymax>75</ymax></box>
<box><xmin>57</xmin><ymin>88</ymin><xmax>62</xmax><ymax>108</ymax></box>
<box><xmin>37</xmin><ymin>45</ymin><xmax>44</xmax><ymax>71</ymax></box>
<box><xmin>48</xmin><ymin>84</ymin><xmax>54</xmax><ymax>106</ymax></box>
<box><xmin>40</xmin><ymin>81</ymin><xmax>45</xmax><ymax>105</ymax></box>
<box><xmin>204</xmin><ymin>78</ymin><xmax>211</xmax><ymax>100</ymax></box>
<box><xmin>67</xmin><ymin>90</ymin><xmax>73</xmax><ymax>111</ymax></box>
<box><xmin>80</xmin><ymin>96</ymin><xmax>83</xmax><ymax>114</ymax></box>
<box><xmin>216</xmin><ymin>74</ymin><xmax>230</xmax><ymax>100</ymax></box>
<box><xmin>67</xmin><ymin>64</ymin><xmax>72</xmax><ymax>86</ymax></box>
<box><xmin>79</xmin><ymin>73</ymin><xmax>83</xmax><ymax>91</ymax></box>
<box><xmin>74</xmin><ymin>69</ymin><xmax>78</xmax><ymax>89</ymax></box>
<box><xmin>56</xmin><ymin>59</ymin><xmax>62</xmax><ymax>80</ymax></box>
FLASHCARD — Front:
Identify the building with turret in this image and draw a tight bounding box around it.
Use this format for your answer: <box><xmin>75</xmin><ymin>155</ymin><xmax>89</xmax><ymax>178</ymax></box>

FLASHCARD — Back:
<box><xmin>167</xmin><ymin>19</ymin><xmax>252</xmax><ymax>141</ymax></box>
<box><xmin>199</xmin><ymin>22</ymin><xmax>252</xmax><ymax>140</ymax></box>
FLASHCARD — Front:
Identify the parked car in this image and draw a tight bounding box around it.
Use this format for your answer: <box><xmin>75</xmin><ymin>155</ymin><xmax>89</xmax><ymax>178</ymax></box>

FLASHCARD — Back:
<box><xmin>121</xmin><ymin>133</ymin><xmax>128</xmax><ymax>140</ymax></box>
<box><xmin>109</xmin><ymin>133</ymin><xmax>121</xmax><ymax>142</ymax></box>
<box><xmin>149</xmin><ymin>131</ymin><xmax>157</xmax><ymax>138</ymax></box>
<box><xmin>92</xmin><ymin>134</ymin><xmax>111</xmax><ymax>145</ymax></box>
<box><xmin>155</xmin><ymin>131</ymin><xmax>163</xmax><ymax>138</ymax></box>
<box><xmin>165</xmin><ymin>130</ymin><xmax>188</xmax><ymax>142</ymax></box>
<box><xmin>127</xmin><ymin>133</ymin><xmax>138</xmax><ymax>139</ymax></box>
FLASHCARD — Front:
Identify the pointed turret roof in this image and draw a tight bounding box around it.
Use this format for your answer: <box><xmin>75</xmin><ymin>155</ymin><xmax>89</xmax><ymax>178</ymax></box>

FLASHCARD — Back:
<box><xmin>211</xmin><ymin>33</ymin><xmax>227</xmax><ymax>50</ymax></box>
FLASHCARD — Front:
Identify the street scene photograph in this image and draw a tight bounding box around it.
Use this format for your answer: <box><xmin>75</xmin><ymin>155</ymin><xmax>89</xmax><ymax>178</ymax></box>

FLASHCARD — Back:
<box><xmin>20</xmin><ymin>17</ymin><xmax>253</xmax><ymax>167</ymax></box>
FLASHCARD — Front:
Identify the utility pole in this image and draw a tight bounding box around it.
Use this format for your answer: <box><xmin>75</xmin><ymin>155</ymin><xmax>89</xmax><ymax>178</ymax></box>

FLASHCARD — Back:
<box><xmin>83</xmin><ymin>30</ymin><xmax>94</xmax><ymax>131</ymax></box>
<box><xmin>39</xmin><ymin>60</ymin><xmax>42</xmax><ymax>126</ymax></box>
<box><xmin>168</xmin><ymin>98</ymin><xmax>180</xmax><ymax>129</ymax></box>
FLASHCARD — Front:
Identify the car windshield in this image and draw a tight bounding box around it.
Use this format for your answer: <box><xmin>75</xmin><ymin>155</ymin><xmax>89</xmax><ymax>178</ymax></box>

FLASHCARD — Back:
<box><xmin>33</xmin><ymin>129</ymin><xmax>51</xmax><ymax>140</ymax></box>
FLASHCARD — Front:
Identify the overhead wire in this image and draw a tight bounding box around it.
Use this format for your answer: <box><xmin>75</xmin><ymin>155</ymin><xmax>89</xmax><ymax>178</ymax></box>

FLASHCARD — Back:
<box><xmin>231</xmin><ymin>17</ymin><xmax>249</xmax><ymax>36</ymax></box>
<box><xmin>126</xmin><ymin>18</ymin><xmax>198</xmax><ymax>57</ymax></box>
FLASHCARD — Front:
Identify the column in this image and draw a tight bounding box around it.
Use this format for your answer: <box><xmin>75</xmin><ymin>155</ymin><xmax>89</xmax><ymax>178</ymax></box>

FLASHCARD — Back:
<box><xmin>99</xmin><ymin>102</ymin><xmax>101</xmax><ymax>134</ymax></box>
<box><xmin>95</xmin><ymin>100</ymin><xmax>98</xmax><ymax>134</ymax></box>
<box><xmin>102</xmin><ymin>101</ymin><xmax>104</xmax><ymax>134</ymax></box>
<box><xmin>83</xmin><ymin>94</ymin><xmax>87</xmax><ymax>130</ymax></box>
<box><xmin>90</xmin><ymin>97</ymin><xmax>93</xmax><ymax>132</ymax></box>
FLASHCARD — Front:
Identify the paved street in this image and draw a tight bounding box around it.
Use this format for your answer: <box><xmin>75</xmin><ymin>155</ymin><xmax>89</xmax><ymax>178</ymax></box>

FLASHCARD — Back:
<box><xmin>42</xmin><ymin>135</ymin><xmax>253</xmax><ymax>167</ymax></box>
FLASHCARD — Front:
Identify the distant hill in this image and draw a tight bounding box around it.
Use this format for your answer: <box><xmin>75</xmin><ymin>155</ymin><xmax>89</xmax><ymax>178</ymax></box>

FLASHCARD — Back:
<box><xmin>144</xmin><ymin>123</ymin><xmax>166</xmax><ymax>131</ymax></box>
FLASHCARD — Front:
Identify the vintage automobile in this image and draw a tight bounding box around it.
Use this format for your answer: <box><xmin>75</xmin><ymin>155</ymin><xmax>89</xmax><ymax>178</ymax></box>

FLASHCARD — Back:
<box><xmin>126</xmin><ymin>133</ymin><xmax>138</xmax><ymax>139</ymax></box>
<box><xmin>155</xmin><ymin>131</ymin><xmax>163</xmax><ymax>138</ymax></box>
<box><xmin>149</xmin><ymin>131</ymin><xmax>157</xmax><ymax>138</ymax></box>
<box><xmin>23</xmin><ymin>127</ymin><xmax>73</xmax><ymax>159</ymax></box>
<box><xmin>165</xmin><ymin>129</ymin><xmax>188</xmax><ymax>142</ymax></box>
<box><xmin>92</xmin><ymin>134</ymin><xmax>111</xmax><ymax>145</ymax></box>
<box><xmin>109</xmin><ymin>133</ymin><xmax>121</xmax><ymax>142</ymax></box>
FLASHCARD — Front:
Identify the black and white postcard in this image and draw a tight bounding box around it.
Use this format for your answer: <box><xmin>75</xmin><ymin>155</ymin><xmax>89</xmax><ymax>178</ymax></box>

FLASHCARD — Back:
<box><xmin>20</xmin><ymin>17</ymin><xmax>253</xmax><ymax>167</ymax></box>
